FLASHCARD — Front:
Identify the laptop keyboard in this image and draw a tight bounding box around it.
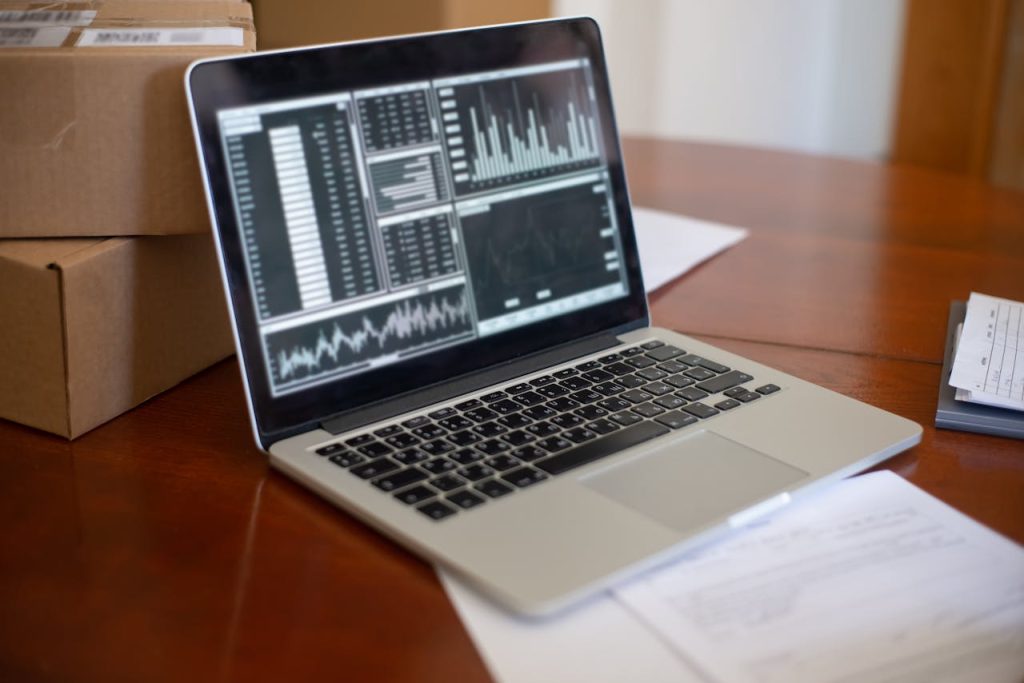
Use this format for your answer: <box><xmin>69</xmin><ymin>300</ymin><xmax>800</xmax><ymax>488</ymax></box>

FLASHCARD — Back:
<box><xmin>312</xmin><ymin>341</ymin><xmax>780</xmax><ymax>521</ymax></box>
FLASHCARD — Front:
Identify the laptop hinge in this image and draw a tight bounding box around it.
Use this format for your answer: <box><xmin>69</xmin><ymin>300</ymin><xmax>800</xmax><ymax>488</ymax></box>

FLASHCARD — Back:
<box><xmin>319</xmin><ymin>332</ymin><xmax>622</xmax><ymax>436</ymax></box>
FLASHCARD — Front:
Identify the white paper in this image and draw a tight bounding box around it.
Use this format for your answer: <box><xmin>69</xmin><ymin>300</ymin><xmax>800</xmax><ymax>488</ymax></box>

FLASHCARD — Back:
<box><xmin>949</xmin><ymin>292</ymin><xmax>1024</xmax><ymax>411</ymax></box>
<box><xmin>632</xmin><ymin>206</ymin><xmax>747</xmax><ymax>292</ymax></box>
<box><xmin>615</xmin><ymin>471</ymin><xmax>1024</xmax><ymax>683</ymax></box>
<box><xmin>0</xmin><ymin>25</ymin><xmax>69</xmax><ymax>47</ymax></box>
<box><xmin>0</xmin><ymin>10</ymin><xmax>96</xmax><ymax>27</ymax></box>
<box><xmin>439</xmin><ymin>570</ymin><xmax>703</xmax><ymax>683</ymax></box>
<box><xmin>77</xmin><ymin>26</ymin><xmax>244</xmax><ymax>47</ymax></box>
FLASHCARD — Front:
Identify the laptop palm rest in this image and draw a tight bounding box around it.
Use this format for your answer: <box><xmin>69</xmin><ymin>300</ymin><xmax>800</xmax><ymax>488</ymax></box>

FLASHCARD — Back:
<box><xmin>582</xmin><ymin>431</ymin><xmax>808</xmax><ymax>534</ymax></box>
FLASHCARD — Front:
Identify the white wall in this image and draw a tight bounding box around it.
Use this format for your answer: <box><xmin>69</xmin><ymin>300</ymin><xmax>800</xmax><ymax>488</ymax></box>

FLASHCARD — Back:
<box><xmin>555</xmin><ymin>0</ymin><xmax>906</xmax><ymax>160</ymax></box>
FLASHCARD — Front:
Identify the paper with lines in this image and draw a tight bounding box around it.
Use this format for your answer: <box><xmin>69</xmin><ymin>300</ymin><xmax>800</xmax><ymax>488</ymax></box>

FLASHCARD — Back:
<box><xmin>949</xmin><ymin>292</ymin><xmax>1024</xmax><ymax>412</ymax></box>
<box><xmin>615</xmin><ymin>471</ymin><xmax>1024</xmax><ymax>683</ymax></box>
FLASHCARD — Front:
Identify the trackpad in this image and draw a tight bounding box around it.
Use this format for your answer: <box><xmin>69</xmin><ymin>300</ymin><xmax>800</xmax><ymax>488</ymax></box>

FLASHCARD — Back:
<box><xmin>582</xmin><ymin>431</ymin><xmax>807</xmax><ymax>534</ymax></box>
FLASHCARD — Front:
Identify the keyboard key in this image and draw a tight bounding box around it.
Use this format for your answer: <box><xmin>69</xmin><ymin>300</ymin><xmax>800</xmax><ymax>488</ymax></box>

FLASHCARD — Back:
<box><xmin>412</xmin><ymin>424</ymin><xmax>446</xmax><ymax>440</ymax></box>
<box><xmin>575</xmin><ymin>405</ymin><xmax>608</xmax><ymax>420</ymax></box>
<box><xmin>439</xmin><ymin>415</ymin><xmax>473</xmax><ymax>431</ymax></box>
<box><xmin>657</xmin><ymin>360</ymin><xmax>689</xmax><ymax>374</ymax></box>
<box><xmin>537</xmin><ymin>383</ymin><xmax>571</xmax><ymax>399</ymax></box>
<box><xmin>681</xmin><ymin>402</ymin><xmax>720</xmax><ymax>419</ymax></box>
<box><xmin>598</xmin><ymin>353</ymin><xmax>622</xmax><ymax>364</ymax></box>
<box><xmin>357</xmin><ymin>441</ymin><xmax>392</xmax><ymax>458</ymax></box>
<box><xmin>373</xmin><ymin>424</ymin><xmax>402</xmax><ymax>438</ymax></box>
<box><xmin>756</xmin><ymin>384</ymin><xmax>781</xmax><ymax>395</ymax></box>
<box><xmin>735</xmin><ymin>391</ymin><xmax>761</xmax><ymax>403</ymax></box>
<box><xmin>385</xmin><ymin>432</ymin><xmax>420</xmax><ymax>449</ymax></box>
<box><xmin>511</xmin><ymin>445</ymin><xmax>547</xmax><ymax>462</ymax></box>
<box><xmin>401</xmin><ymin>416</ymin><xmax>430</xmax><ymax>429</ymax></box>
<box><xmin>655</xmin><ymin>411</ymin><xmax>699</xmax><ymax>429</ymax></box>
<box><xmin>586</xmin><ymin>419</ymin><xmax>620</xmax><ymax>435</ymax></box>
<box><xmin>428</xmin><ymin>406</ymin><xmax>456</xmax><ymax>420</ymax></box>
<box><xmin>472</xmin><ymin>420</ymin><xmax>508</xmax><ymax>438</ymax></box>
<box><xmin>449</xmin><ymin>448</ymin><xmax>482</xmax><ymax>465</ymax></box>
<box><xmin>501</xmin><ymin>429</ymin><xmax>535</xmax><ymax>446</ymax></box>
<box><xmin>448</xmin><ymin>429</ymin><xmax>482</xmax><ymax>446</ymax></box>
<box><xmin>646</xmin><ymin>345</ymin><xmax>684</xmax><ymax>362</ymax></box>
<box><xmin>501</xmin><ymin>467</ymin><xmax>549</xmax><ymax>488</ymax></box>
<box><xmin>529</xmin><ymin>375</ymin><xmax>555</xmax><ymax>387</ymax></box>
<box><xmin>537</xmin><ymin>436</ymin><xmax>573</xmax><ymax>452</ymax></box>
<box><xmin>476</xmin><ymin>439</ymin><xmax>511</xmax><ymax>455</ymax></box>
<box><xmin>569</xmin><ymin>389</ymin><xmax>602</xmax><ymax>404</ymax></box>
<box><xmin>554</xmin><ymin>368</ymin><xmax>578</xmax><ymax>379</ymax></box>
<box><xmin>345</xmin><ymin>434</ymin><xmax>374</xmax><ymax>447</ymax></box>
<box><xmin>642</xmin><ymin>381</ymin><xmax>674</xmax><ymax>396</ymax></box>
<box><xmin>724</xmin><ymin>386</ymin><xmax>749</xmax><ymax>398</ymax></box>
<box><xmin>622</xmin><ymin>389</ymin><xmax>654</xmax><ymax>404</ymax></box>
<box><xmin>458</xmin><ymin>464</ymin><xmax>494</xmax><ymax>481</ymax></box>
<box><xmin>512</xmin><ymin>391</ymin><xmax>546</xmax><ymax>406</ymax></box>
<box><xmin>621</xmin><ymin>346</ymin><xmax>645</xmax><ymax>357</ymax></box>
<box><xmin>476</xmin><ymin>479</ymin><xmax>515</xmax><ymax>498</ymax></box>
<box><xmin>576</xmin><ymin>360</ymin><xmax>602</xmax><ymax>371</ymax></box>
<box><xmin>418</xmin><ymin>500</ymin><xmax>456</xmax><ymax>521</ymax></box>
<box><xmin>526</xmin><ymin>421</ymin><xmax>560</xmax><ymax>437</ymax></box>
<box><xmin>592</xmin><ymin>381</ymin><xmax>625</xmax><ymax>396</ymax></box>
<box><xmin>632</xmin><ymin>402</ymin><xmax>666</xmax><ymax>417</ymax></box>
<box><xmin>551</xmin><ymin>413</ymin><xmax>584</xmax><ymax>429</ymax></box>
<box><xmin>490</xmin><ymin>399</ymin><xmax>522</xmax><ymax>415</ymax></box>
<box><xmin>421</xmin><ymin>439</ymin><xmax>455</xmax><ymax>455</ymax></box>
<box><xmin>499</xmin><ymin>413</ymin><xmax>532</xmax><ymax>430</ymax></box>
<box><xmin>714</xmin><ymin>398</ymin><xmax>741</xmax><ymax>410</ymax></box>
<box><xmin>684</xmin><ymin>367</ymin><xmax>715</xmax><ymax>381</ymax></box>
<box><xmin>536</xmin><ymin>421</ymin><xmax>670</xmax><ymax>475</ymax></box>
<box><xmin>665</xmin><ymin>375</ymin><xmax>695</xmax><ymax>389</ymax></box>
<box><xmin>615</xmin><ymin>374</ymin><xmax>647</xmax><ymax>389</ymax></box>
<box><xmin>481</xmin><ymin>391</ymin><xmax>508</xmax><ymax>403</ymax></box>
<box><xmin>430</xmin><ymin>474</ymin><xmax>464</xmax><ymax>491</ymax></box>
<box><xmin>696</xmin><ymin>370</ymin><xmax>755</xmax><ymax>395</ymax></box>
<box><xmin>625</xmin><ymin>356</ymin><xmax>657</xmax><ymax>369</ymax></box>
<box><xmin>598</xmin><ymin>397</ymin><xmax>631</xmax><ymax>412</ymax></box>
<box><xmin>423</xmin><ymin>458</ymin><xmax>456</xmax><ymax>474</ymax></box>
<box><xmin>603</xmin><ymin>362</ymin><xmax>634</xmax><ymax>376</ymax></box>
<box><xmin>454</xmin><ymin>399</ymin><xmax>482</xmax><ymax>411</ymax></box>
<box><xmin>346</xmin><ymin>457</ymin><xmax>390</xmax><ymax>477</ymax></box>
<box><xmin>676</xmin><ymin>387</ymin><xmax>710</xmax><ymax>401</ymax></box>
<box><xmin>394</xmin><ymin>485</ymin><xmax>436</xmax><ymax>505</ymax></box>
<box><xmin>679</xmin><ymin>355</ymin><xmax>730</xmax><ymax>373</ymax></box>
<box><xmin>610</xmin><ymin>411</ymin><xmax>643</xmax><ymax>426</ymax></box>
<box><xmin>564</xmin><ymin>427</ymin><xmax>597</xmax><ymax>443</ymax></box>
<box><xmin>465</xmin><ymin>407</ymin><xmax>499</xmax><ymax>422</ymax></box>
<box><xmin>560</xmin><ymin>376</ymin><xmax>592</xmax><ymax>391</ymax></box>
<box><xmin>372</xmin><ymin>467</ymin><xmax>428</xmax><ymax>492</ymax></box>
<box><xmin>449</xmin><ymin>490</ymin><xmax>485</xmax><ymax>509</ymax></box>
<box><xmin>315</xmin><ymin>443</ymin><xmax>345</xmax><ymax>456</ymax></box>
<box><xmin>547</xmin><ymin>397</ymin><xmax>579</xmax><ymax>412</ymax></box>
<box><xmin>522</xmin><ymin>405</ymin><xmax>556</xmax><ymax>420</ymax></box>
<box><xmin>653</xmin><ymin>395</ymin><xmax>686</xmax><ymax>410</ymax></box>
<box><xmin>506</xmin><ymin>383</ymin><xmax>532</xmax><ymax>394</ymax></box>
<box><xmin>637</xmin><ymin>367</ymin><xmax>667</xmax><ymax>381</ymax></box>
<box><xmin>393</xmin><ymin>448</ymin><xmax>429</xmax><ymax>465</ymax></box>
<box><xmin>641</xmin><ymin>340</ymin><xmax>664</xmax><ymax>349</ymax></box>
<box><xmin>485</xmin><ymin>454</ymin><xmax>521</xmax><ymax>471</ymax></box>
<box><xmin>583</xmin><ymin>369</ymin><xmax>615</xmax><ymax>383</ymax></box>
<box><xmin>328</xmin><ymin>452</ymin><xmax>365</xmax><ymax>468</ymax></box>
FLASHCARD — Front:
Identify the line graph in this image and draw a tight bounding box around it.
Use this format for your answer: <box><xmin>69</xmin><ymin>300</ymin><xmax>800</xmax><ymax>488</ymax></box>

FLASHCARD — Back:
<box><xmin>438</xmin><ymin>63</ymin><xmax>603</xmax><ymax>195</ymax></box>
<box><xmin>265</xmin><ymin>285</ymin><xmax>474</xmax><ymax>388</ymax></box>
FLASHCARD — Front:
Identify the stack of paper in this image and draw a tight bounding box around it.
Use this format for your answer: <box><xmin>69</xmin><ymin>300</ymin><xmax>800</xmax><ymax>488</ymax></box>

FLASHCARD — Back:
<box><xmin>949</xmin><ymin>292</ymin><xmax>1024</xmax><ymax>412</ymax></box>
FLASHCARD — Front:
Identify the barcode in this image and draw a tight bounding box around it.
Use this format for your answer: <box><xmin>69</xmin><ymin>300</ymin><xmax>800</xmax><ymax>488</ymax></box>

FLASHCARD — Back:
<box><xmin>92</xmin><ymin>30</ymin><xmax>161</xmax><ymax>44</ymax></box>
<box><xmin>0</xmin><ymin>10</ymin><xmax>95</xmax><ymax>27</ymax></box>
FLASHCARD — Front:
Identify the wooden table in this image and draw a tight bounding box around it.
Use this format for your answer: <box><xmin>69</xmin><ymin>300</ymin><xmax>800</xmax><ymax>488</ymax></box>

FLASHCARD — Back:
<box><xmin>2</xmin><ymin>139</ymin><xmax>1022</xmax><ymax>682</ymax></box>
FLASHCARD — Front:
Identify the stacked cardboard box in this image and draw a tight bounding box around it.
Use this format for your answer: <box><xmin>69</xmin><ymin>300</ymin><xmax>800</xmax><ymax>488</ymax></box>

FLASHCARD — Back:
<box><xmin>0</xmin><ymin>1</ymin><xmax>256</xmax><ymax>437</ymax></box>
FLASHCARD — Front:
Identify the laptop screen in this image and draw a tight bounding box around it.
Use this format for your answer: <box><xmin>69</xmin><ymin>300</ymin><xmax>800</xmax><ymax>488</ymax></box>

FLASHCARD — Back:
<box><xmin>188</xmin><ymin>19</ymin><xmax>647</xmax><ymax>441</ymax></box>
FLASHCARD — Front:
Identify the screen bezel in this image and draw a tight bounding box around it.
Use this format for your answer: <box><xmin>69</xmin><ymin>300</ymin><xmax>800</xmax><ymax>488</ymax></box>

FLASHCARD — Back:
<box><xmin>187</xmin><ymin>17</ymin><xmax>649</xmax><ymax>444</ymax></box>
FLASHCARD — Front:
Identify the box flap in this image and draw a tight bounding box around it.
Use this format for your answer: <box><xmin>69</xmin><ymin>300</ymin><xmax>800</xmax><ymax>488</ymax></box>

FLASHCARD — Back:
<box><xmin>0</xmin><ymin>238</ymin><xmax>105</xmax><ymax>269</ymax></box>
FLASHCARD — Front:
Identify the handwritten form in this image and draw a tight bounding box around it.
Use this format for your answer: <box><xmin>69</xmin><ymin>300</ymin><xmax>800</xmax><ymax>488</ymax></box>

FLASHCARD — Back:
<box><xmin>950</xmin><ymin>292</ymin><xmax>1024</xmax><ymax>411</ymax></box>
<box><xmin>615</xmin><ymin>471</ymin><xmax>1024</xmax><ymax>683</ymax></box>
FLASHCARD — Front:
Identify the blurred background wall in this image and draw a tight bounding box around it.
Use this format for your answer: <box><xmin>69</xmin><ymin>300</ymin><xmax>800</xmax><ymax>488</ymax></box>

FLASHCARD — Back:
<box><xmin>253</xmin><ymin>0</ymin><xmax>1023</xmax><ymax>189</ymax></box>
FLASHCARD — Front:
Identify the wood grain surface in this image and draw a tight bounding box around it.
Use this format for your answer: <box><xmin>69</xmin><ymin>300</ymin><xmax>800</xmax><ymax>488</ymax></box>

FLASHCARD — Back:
<box><xmin>1</xmin><ymin>140</ymin><xmax>1022</xmax><ymax>682</ymax></box>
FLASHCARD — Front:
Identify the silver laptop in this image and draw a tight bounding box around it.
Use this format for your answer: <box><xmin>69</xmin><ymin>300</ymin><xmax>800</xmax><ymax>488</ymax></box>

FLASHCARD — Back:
<box><xmin>185</xmin><ymin>18</ymin><xmax>921</xmax><ymax>616</ymax></box>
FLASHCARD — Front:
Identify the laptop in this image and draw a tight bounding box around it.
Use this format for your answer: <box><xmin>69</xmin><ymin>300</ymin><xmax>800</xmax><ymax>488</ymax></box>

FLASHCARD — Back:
<box><xmin>185</xmin><ymin>17</ymin><xmax>921</xmax><ymax>616</ymax></box>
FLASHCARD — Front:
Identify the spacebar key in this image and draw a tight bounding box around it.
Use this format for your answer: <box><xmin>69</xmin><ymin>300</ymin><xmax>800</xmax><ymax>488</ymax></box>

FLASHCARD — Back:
<box><xmin>535</xmin><ymin>421</ymin><xmax>670</xmax><ymax>475</ymax></box>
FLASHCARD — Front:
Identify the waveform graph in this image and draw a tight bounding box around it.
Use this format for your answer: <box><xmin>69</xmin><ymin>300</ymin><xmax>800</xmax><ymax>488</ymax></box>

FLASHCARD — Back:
<box><xmin>436</xmin><ymin>60</ymin><xmax>604</xmax><ymax>196</ymax></box>
<box><xmin>264</xmin><ymin>284</ymin><xmax>475</xmax><ymax>392</ymax></box>
<box><xmin>458</xmin><ymin>176</ymin><xmax>626</xmax><ymax>327</ymax></box>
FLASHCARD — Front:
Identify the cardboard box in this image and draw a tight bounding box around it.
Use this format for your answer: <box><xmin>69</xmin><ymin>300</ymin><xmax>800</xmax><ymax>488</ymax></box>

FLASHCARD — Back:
<box><xmin>0</xmin><ymin>1</ymin><xmax>256</xmax><ymax>237</ymax></box>
<box><xmin>252</xmin><ymin>0</ymin><xmax>549</xmax><ymax>49</ymax></box>
<box><xmin>0</xmin><ymin>235</ymin><xmax>234</xmax><ymax>438</ymax></box>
